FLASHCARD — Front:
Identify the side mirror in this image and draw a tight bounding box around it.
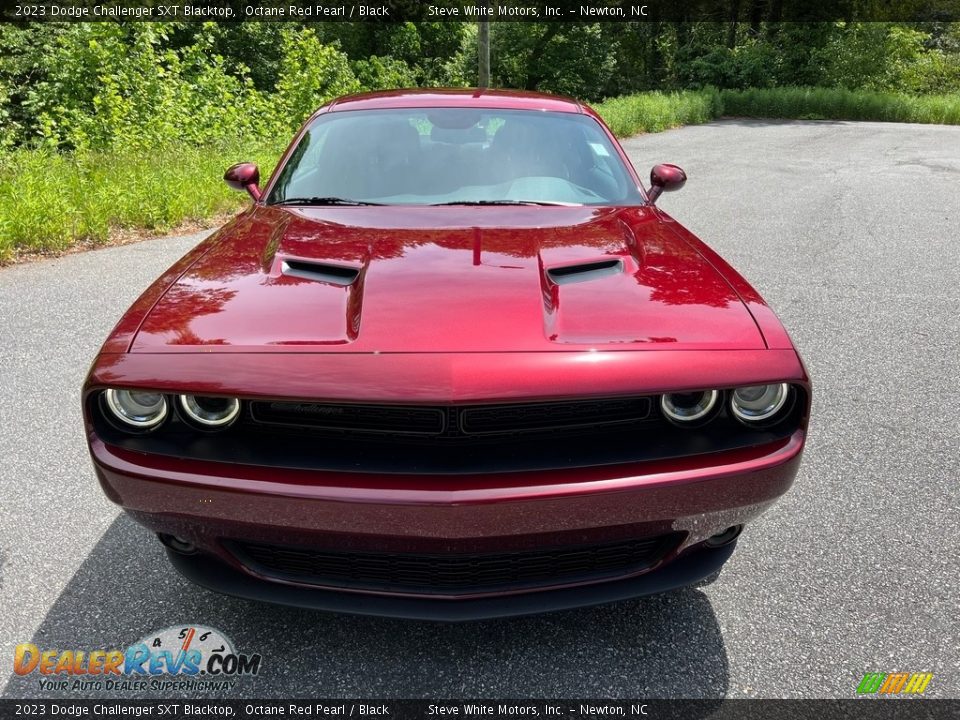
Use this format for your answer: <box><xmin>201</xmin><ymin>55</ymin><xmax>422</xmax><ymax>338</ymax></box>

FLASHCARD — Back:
<box><xmin>224</xmin><ymin>162</ymin><xmax>262</xmax><ymax>201</ymax></box>
<box><xmin>647</xmin><ymin>163</ymin><xmax>687</xmax><ymax>204</ymax></box>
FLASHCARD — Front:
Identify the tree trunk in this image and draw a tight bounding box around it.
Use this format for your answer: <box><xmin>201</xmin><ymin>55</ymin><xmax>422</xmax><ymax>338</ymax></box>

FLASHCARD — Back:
<box><xmin>478</xmin><ymin>19</ymin><xmax>490</xmax><ymax>88</ymax></box>
<box><xmin>727</xmin><ymin>0</ymin><xmax>741</xmax><ymax>48</ymax></box>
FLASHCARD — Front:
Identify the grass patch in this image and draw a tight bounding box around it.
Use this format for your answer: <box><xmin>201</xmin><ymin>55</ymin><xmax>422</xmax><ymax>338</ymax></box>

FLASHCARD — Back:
<box><xmin>594</xmin><ymin>88</ymin><xmax>723</xmax><ymax>137</ymax></box>
<box><xmin>720</xmin><ymin>87</ymin><xmax>960</xmax><ymax>124</ymax></box>
<box><xmin>0</xmin><ymin>141</ymin><xmax>283</xmax><ymax>263</ymax></box>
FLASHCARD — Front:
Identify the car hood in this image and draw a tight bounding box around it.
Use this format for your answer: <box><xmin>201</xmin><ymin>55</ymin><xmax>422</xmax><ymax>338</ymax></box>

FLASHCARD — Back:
<box><xmin>131</xmin><ymin>206</ymin><xmax>765</xmax><ymax>353</ymax></box>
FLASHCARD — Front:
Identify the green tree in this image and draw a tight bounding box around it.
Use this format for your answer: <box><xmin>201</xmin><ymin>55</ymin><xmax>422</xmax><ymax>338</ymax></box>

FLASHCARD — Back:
<box><xmin>490</xmin><ymin>23</ymin><xmax>618</xmax><ymax>100</ymax></box>
<box><xmin>273</xmin><ymin>28</ymin><xmax>360</xmax><ymax>127</ymax></box>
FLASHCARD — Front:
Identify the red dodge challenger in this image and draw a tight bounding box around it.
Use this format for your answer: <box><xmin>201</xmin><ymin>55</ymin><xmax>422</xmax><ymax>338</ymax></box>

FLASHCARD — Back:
<box><xmin>83</xmin><ymin>89</ymin><xmax>810</xmax><ymax>620</ymax></box>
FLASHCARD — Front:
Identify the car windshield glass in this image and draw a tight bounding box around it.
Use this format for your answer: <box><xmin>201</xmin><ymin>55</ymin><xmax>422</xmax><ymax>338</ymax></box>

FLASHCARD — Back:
<box><xmin>267</xmin><ymin>108</ymin><xmax>643</xmax><ymax>207</ymax></box>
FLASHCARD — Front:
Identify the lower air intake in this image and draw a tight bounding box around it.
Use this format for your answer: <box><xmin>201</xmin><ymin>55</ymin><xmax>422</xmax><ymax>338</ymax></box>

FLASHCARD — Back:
<box><xmin>228</xmin><ymin>535</ymin><xmax>680</xmax><ymax>595</ymax></box>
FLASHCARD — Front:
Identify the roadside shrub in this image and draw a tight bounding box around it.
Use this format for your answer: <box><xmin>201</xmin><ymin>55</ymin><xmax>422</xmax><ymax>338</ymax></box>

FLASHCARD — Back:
<box><xmin>720</xmin><ymin>87</ymin><xmax>960</xmax><ymax>124</ymax></box>
<box><xmin>0</xmin><ymin>140</ymin><xmax>284</xmax><ymax>263</ymax></box>
<box><xmin>24</xmin><ymin>23</ymin><xmax>275</xmax><ymax>151</ymax></box>
<box><xmin>595</xmin><ymin>88</ymin><xmax>723</xmax><ymax>136</ymax></box>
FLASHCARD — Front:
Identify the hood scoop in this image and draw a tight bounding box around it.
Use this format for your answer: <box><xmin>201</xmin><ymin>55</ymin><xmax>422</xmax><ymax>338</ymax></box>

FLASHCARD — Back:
<box><xmin>546</xmin><ymin>258</ymin><xmax>623</xmax><ymax>285</ymax></box>
<box><xmin>281</xmin><ymin>259</ymin><xmax>361</xmax><ymax>286</ymax></box>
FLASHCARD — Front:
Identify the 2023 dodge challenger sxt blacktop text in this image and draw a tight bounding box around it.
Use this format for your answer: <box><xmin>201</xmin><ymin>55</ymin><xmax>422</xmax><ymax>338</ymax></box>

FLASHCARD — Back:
<box><xmin>83</xmin><ymin>89</ymin><xmax>810</xmax><ymax>620</ymax></box>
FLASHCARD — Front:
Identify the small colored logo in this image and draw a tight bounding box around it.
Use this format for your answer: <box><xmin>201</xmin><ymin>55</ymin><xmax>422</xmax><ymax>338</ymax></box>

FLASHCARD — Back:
<box><xmin>857</xmin><ymin>672</ymin><xmax>933</xmax><ymax>695</ymax></box>
<box><xmin>13</xmin><ymin>625</ymin><xmax>261</xmax><ymax>692</ymax></box>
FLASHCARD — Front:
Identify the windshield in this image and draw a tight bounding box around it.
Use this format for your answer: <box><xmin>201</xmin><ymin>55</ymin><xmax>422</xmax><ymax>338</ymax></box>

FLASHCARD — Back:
<box><xmin>267</xmin><ymin>108</ymin><xmax>643</xmax><ymax>207</ymax></box>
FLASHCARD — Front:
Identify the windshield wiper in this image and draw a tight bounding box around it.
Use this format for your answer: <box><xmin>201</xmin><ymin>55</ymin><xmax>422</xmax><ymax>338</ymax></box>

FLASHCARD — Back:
<box><xmin>429</xmin><ymin>199</ymin><xmax>574</xmax><ymax>207</ymax></box>
<box><xmin>272</xmin><ymin>197</ymin><xmax>384</xmax><ymax>206</ymax></box>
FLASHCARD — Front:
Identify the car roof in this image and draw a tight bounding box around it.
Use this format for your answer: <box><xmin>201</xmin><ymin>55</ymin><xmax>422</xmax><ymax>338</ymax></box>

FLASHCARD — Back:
<box><xmin>326</xmin><ymin>88</ymin><xmax>585</xmax><ymax>114</ymax></box>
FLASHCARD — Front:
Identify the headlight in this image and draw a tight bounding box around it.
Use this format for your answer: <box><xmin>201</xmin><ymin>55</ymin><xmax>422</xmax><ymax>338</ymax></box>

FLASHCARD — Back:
<box><xmin>104</xmin><ymin>389</ymin><xmax>168</xmax><ymax>429</ymax></box>
<box><xmin>178</xmin><ymin>395</ymin><xmax>241</xmax><ymax>428</ymax></box>
<box><xmin>730</xmin><ymin>383</ymin><xmax>790</xmax><ymax>423</ymax></box>
<box><xmin>660</xmin><ymin>390</ymin><xmax>719</xmax><ymax>424</ymax></box>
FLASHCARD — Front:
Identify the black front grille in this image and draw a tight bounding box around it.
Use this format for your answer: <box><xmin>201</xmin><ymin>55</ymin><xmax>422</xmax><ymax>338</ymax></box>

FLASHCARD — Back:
<box><xmin>250</xmin><ymin>401</ymin><xmax>445</xmax><ymax>435</ymax></box>
<box><xmin>228</xmin><ymin>535</ymin><xmax>678</xmax><ymax>595</ymax></box>
<box><xmin>460</xmin><ymin>397</ymin><xmax>651</xmax><ymax>434</ymax></box>
<box><xmin>250</xmin><ymin>397</ymin><xmax>652</xmax><ymax>438</ymax></box>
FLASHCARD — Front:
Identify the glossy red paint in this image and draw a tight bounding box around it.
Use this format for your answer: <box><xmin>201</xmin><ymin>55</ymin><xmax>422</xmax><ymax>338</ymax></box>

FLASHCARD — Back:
<box><xmin>223</xmin><ymin>162</ymin><xmax>261</xmax><ymax>201</ymax></box>
<box><xmin>647</xmin><ymin>163</ymin><xmax>688</xmax><ymax>204</ymax></box>
<box><xmin>327</xmin><ymin>88</ymin><xmax>586</xmax><ymax>114</ymax></box>
<box><xmin>127</xmin><ymin>205</ymin><xmax>766</xmax><ymax>352</ymax></box>
<box><xmin>88</xmin><ymin>349</ymin><xmax>806</xmax><ymax>404</ymax></box>
<box><xmin>83</xmin><ymin>89</ymin><xmax>810</xmax><ymax>616</ymax></box>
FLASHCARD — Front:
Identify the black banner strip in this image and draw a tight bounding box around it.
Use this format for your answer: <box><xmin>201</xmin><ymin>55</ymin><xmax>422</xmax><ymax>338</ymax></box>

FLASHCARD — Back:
<box><xmin>1</xmin><ymin>700</ymin><xmax>959</xmax><ymax>720</ymax></box>
<box><xmin>2</xmin><ymin>0</ymin><xmax>959</xmax><ymax>24</ymax></box>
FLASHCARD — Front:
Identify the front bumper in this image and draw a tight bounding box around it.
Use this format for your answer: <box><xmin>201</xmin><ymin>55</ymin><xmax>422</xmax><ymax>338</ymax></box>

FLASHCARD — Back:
<box><xmin>91</xmin><ymin>428</ymin><xmax>804</xmax><ymax>617</ymax></box>
<box><xmin>167</xmin><ymin>541</ymin><xmax>737</xmax><ymax>621</ymax></box>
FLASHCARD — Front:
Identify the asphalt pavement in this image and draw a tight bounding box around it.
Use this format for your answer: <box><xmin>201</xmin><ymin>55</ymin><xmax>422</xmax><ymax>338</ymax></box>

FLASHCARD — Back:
<box><xmin>1</xmin><ymin>119</ymin><xmax>958</xmax><ymax>699</ymax></box>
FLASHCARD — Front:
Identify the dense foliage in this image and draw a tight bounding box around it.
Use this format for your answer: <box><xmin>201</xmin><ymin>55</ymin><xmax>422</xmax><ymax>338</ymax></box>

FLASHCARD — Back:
<box><xmin>1</xmin><ymin>20</ymin><xmax>958</xmax><ymax>151</ymax></box>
